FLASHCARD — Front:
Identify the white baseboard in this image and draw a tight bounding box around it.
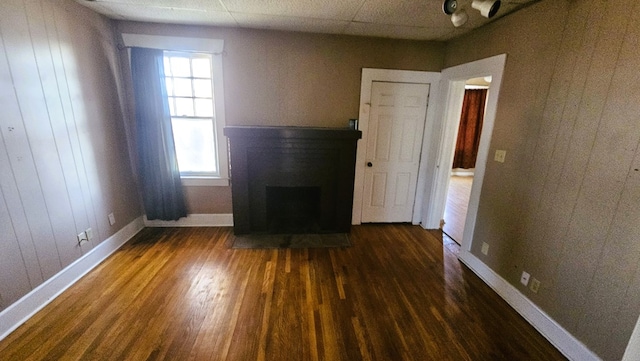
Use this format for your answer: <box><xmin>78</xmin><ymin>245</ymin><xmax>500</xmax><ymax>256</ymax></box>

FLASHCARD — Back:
<box><xmin>458</xmin><ymin>250</ymin><xmax>600</xmax><ymax>361</ymax></box>
<box><xmin>143</xmin><ymin>213</ymin><xmax>233</xmax><ymax>227</ymax></box>
<box><xmin>0</xmin><ymin>216</ymin><xmax>144</xmax><ymax>342</ymax></box>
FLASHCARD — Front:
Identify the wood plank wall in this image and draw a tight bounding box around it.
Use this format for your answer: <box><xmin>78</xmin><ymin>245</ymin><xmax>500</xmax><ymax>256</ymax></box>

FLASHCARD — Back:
<box><xmin>444</xmin><ymin>0</ymin><xmax>640</xmax><ymax>359</ymax></box>
<box><xmin>0</xmin><ymin>0</ymin><xmax>140</xmax><ymax>311</ymax></box>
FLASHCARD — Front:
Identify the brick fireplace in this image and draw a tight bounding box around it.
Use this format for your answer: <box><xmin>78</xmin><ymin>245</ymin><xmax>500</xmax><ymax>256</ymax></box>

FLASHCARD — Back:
<box><xmin>224</xmin><ymin>126</ymin><xmax>361</xmax><ymax>235</ymax></box>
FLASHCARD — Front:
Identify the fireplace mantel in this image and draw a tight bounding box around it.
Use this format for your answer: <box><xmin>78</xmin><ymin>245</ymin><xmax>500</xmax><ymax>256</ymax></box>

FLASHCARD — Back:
<box><xmin>224</xmin><ymin>126</ymin><xmax>361</xmax><ymax>235</ymax></box>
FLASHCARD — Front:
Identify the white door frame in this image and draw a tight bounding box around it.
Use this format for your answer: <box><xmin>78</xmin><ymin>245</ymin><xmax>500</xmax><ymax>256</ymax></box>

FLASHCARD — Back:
<box><xmin>421</xmin><ymin>54</ymin><xmax>507</xmax><ymax>253</ymax></box>
<box><xmin>352</xmin><ymin>69</ymin><xmax>441</xmax><ymax>225</ymax></box>
<box><xmin>623</xmin><ymin>315</ymin><xmax>640</xmax><ymax>360</ymax></box>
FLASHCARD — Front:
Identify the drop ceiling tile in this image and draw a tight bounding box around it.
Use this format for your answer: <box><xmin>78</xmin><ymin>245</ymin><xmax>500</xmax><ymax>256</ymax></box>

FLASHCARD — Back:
<box><xmin>354</xmin><ymin>0</ymin><xmax>453</xmax><ymax>28</ymax></box>
<box><xmin>505</xmin><ymin>0</ymin><xmax>538</xmax><ymax>4</ymax></box>
<box><xmin>221</xmin><ymin>0</ymin><xmax>366</xmax><ymax>21</ymax></box>
<box><xmin>93</xmin><ymin>0</ymin><xmax>228</xmax><ymax>12</ymax></box>
<box><xmin>435</xmin><ymin>27</ymin><xmax>474</xmax><ymax>41</ymax></box>
<box><xmin>344</xmin><ymin>21</ymin><xmax>453</xmax><ymax>41</ymax></box>
<box><xmin>76</xmin><ymin>0</ymin><xmax>541</xmax><ymax>41</ymax></box>
<box><xmin>96</xmin><ymin>3</ymin><xmax>237</xmax><ymax>26</ymax></box>
<box><xmin>79</xmin><ymin>2</ymin><xmax>127</xmax><ymax>19</ymax></box>
<box><xmin>232</xmin><ymin>13</ymin><xmax>350</xmax><ymax>35</ymax></box>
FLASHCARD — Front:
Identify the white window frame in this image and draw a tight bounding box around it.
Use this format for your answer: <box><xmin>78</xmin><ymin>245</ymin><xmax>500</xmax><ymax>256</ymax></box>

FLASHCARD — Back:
<box><xmin>123</xmin><ymin>34</ymin><xmax>228</xmax><ymax>186</ymax></box>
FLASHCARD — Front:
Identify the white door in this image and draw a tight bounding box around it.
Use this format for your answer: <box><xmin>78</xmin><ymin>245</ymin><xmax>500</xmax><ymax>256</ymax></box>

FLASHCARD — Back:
<box><xmin>361</xmin><ymin>81</ymin><xmax>430</xmax><ymax>222</ymax></box>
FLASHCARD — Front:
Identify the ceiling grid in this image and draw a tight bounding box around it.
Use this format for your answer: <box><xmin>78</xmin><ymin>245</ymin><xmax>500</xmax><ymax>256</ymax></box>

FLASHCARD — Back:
<box><xmin>78</xmin><ymin>0</ymin><xmax>539</xmax><ymax>41</ymax></box>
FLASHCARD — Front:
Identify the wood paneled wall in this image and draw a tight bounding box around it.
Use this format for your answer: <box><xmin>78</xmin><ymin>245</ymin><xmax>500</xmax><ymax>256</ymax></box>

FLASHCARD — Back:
<box><xmin>0</xmin><ymin>0</ymin><xmax>141</xmax><ymax>311</ymax></box>
<box><xmin>445</xmin><ymin>0</ymin><xmax>640</xmax><ymax>359</ymax></box>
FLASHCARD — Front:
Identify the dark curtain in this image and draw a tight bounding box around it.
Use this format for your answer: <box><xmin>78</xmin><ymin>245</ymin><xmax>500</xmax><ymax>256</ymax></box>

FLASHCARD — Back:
<box><xmin>452</xmin><ymin>88</ymin><xmax>488</xmax><ymax>169</ymax></box>
<box><xmin>130</xmin><ymin>47</ymin><xmax>187</xmax><ymax>221</ymax></box>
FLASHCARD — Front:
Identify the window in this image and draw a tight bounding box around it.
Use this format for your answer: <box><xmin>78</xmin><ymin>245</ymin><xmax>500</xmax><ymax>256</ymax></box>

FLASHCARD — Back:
<box><xmin>163</xmin><ymin>52</ymin><xmax>218</xmax><ymax>177</ymax></box>
<box><xmin>123</xmin><ymin>34</ymin><xmax>228</xmax><ymax>186</ymax></box>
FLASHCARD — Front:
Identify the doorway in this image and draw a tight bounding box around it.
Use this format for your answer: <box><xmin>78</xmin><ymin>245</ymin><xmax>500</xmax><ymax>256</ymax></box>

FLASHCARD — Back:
<box><xmin>421</xmin><ymin>54</ymin><xmax>506</xmax><ymax>254</ymax></box>
<box><xmin>443</xmin><ymin>174</ymin><xmax>473</xmax><ymax>244</ymax></box>
<box><xmin>442</xmin><ymin>79</ymin><xmax>490</xmax><ymax>244</ymax></box>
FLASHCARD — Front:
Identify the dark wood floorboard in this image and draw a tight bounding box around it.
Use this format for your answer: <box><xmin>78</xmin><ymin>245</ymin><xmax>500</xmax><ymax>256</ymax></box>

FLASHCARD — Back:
<box><xmin>0</xmin><ymin>225</ymin><xmax>566</xmax><ymax>360</ymax></box>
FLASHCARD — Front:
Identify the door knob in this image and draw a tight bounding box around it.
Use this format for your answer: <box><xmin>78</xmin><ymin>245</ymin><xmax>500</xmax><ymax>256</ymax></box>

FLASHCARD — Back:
<box><xmin>367</xmin><ymin>162</ymin><xmax>373</xmax><ymax>167</ymax></box>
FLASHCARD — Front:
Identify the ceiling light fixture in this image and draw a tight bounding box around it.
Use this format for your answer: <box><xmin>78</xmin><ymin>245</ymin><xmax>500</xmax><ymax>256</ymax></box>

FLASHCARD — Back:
<box><xmin>443</xmin><ymin>0</ymin><xmax>502</xmax><ymax>27</ymax></box>
<box><xmin>443</xmin><ymin>0</ymin><xmax>468</xmax><ymax>27</ymax></box>
<box><xmin>451</xmin><ymin>10</ymin><xmax>469</xmax><ymax>27</ymax></box>
<box><xmin>471</xmin><ymin>0</ymin><xmax>501</xmax><ymax>18</ymax></box>
<box><xmin>442</xmin><ymin>0</ymin><xmax>458</xmax><ymax>15</ymax></box>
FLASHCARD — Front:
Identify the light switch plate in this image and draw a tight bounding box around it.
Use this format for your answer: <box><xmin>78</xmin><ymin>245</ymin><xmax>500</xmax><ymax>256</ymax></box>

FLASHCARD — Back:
<box><xmin>494</xmin><ymin>150</ymin><xmax>506</xmax><ymax>163</ymax></box>
<box><xmin>481</xmin><ymin>242</ymin><xmax>489</xmax><ymax>255</ymax></box>
<box><xmin>77</xmin><ymin>231</ymin><xmax>87</xmax><ymax>245</ymax></box>
<box><xmin>530</xmin><ymin>278</ymin><xmax>541</xmax><ymax>293</ymax></box>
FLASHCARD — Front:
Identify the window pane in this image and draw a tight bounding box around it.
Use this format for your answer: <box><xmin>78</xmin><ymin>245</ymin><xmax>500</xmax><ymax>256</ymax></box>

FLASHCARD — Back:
<box><xmin>162</xmin><ymin>51</ymin><xmax>223</xmax><ymax>179</ymax></box>
<box><xmin>175</xmin><ymin>98</ymin><xmax>194</xmax><ymax>116</ymax></box>
<box><xmin>171</xmin><ymin>118</ymin><xmax>217</xmax><ymax>174</ymax></box>
<box><xmin>165</xmin><ymin>78</ymin><xmax>173</xmax><ymax>96</ymax></box>
<box><xmin>163</xmin><ymin>57</ymin><xmax>172</xmax><ymax>76</ymax></box>
<box><xmin>194</xmin><ymin>99</ymin><xmax>214</xmax><ymax>117</ymax></box>
<box><xmin>173</xmin><ymin>78</ymin><xmax>193</xmax><ymax>97</ymax></box>
<box><xmin>170</xmin><ymin>57</ymin><xmax>191</xmax><ymax>77</ymax></box>
<box><xmin>193</xmin><ymin>79</ymin><xmax>212</xmax><ymax>98</ymax></box>
<box><xmin>168</xmin><ymin>98</ymin><xmax>175</xmax><ymax>115</ymax></box>
<box><xmin>192</xmin><ymin>58</ymin><xmax>211</xmax><ymax>78</ymax></box>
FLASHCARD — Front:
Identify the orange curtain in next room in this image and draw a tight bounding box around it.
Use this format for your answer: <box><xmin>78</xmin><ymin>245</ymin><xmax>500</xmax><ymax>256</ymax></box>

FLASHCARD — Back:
<box><xmin>452</xmin><ymin>88</ymin><xmax>488</xmax><ymax>169</ymax></box>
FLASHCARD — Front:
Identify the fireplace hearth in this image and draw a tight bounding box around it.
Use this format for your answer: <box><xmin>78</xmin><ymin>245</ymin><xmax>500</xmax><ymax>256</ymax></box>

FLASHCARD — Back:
<box><xmin>224</xmin><ymin>126</ymin><xmax>361</xmax><ymax>235</ymax></box>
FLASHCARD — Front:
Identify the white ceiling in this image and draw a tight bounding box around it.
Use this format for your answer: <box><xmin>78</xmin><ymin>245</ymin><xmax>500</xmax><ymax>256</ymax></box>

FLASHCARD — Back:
<box><xmin>77</xmin><ymin>0</ymin><xmax>538</xmax><ymax>41</ymax></box>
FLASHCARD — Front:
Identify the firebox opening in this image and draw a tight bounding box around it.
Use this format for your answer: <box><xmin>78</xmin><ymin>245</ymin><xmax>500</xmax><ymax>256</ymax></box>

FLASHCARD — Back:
<box><xmin>266</xmin><ymin>186</ymin><xmax>321</xmax><ymax>234</ymax></box>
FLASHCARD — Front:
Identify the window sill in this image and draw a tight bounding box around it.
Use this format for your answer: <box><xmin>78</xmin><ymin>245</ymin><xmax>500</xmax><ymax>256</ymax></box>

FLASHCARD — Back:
<box><xmin>181</xmin><ymin>177</ymin><xmax>229</xmax><ymax>187</ymax></box>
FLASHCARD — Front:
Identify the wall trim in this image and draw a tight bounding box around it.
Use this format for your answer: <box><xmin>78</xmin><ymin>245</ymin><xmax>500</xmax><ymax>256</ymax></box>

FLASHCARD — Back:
<box><xmin>0</xmin><ymin>216</ymin><xmax>145</xmax><ymax>342</ymax></box>
<box><xmin>622</xmin><ymin>313</ymin><xmax>640</xmax><ymax>360</ymax></box>
<box><xmin>458</xmin><ymin>250</ymin><xmax>601</xmax><ymax>361</ymax></box>
<box><xmin>143</xmin><ymin>213</ymin><xmax>233</xmax><ymax>227</ymax></box>
<box><xmin>422</xmin><ymin>54</ymin><xmax>506</xmax><ymax>233</ymax></box>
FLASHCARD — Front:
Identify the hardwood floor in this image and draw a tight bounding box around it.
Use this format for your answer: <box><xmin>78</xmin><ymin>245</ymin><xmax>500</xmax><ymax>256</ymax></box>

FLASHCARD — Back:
<box><xmin>0</xmin><ymin>225</ymin><xmax>566</xmax><ymax>360</ymax></box>
<box><xmin>443</xmin><ymin>175</ymin><xmax>473</xmax><ymax>244</ymax></box>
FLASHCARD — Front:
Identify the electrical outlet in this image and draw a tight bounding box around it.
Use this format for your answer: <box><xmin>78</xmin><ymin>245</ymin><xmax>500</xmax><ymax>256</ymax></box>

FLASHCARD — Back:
<box><xmin>86</xmin><ymin>228</ymin><xmax>93</xmax><ymax>242</ymax></box>
<box><xmin>530</xmin><ymin>278</ymin><xmax>541</xmax><ymax>293</ymax></box>
<box><xmin>520</xmin><ymin>271</ymin><xmax>530</xmax><ymax>286</ymax></box>
<box><xmin>108</xmin><ymin>213</ymin><xmax>116</xmax><ymax>226</ymax></box>
<box><xmin>481</xmin><ymin>242</ymin><xmax>489</xmax><ymax>255</ymax></box>
<box><xmin>77</xmin><ymin>231</ymin><xmax>87</xmax><ymax>245</ymax></box>
<box><xmin>494</xmin><ymin>150</ymin><xmax>506</xmax><ymax>163</ymax></box>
